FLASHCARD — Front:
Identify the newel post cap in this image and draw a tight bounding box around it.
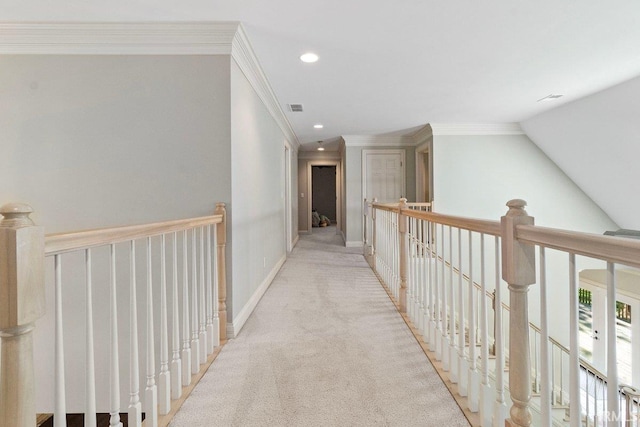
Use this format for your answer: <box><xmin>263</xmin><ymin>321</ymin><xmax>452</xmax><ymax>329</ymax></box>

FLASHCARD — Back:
<box><xmin>505</xmin><ymin>199</ymin><xmax>529</xmax><ymax>217</ymax></box>
<box><xmin>0</xmin><ymin>203</ymin><xmax>35</xmax><ymax>228</ymax></box>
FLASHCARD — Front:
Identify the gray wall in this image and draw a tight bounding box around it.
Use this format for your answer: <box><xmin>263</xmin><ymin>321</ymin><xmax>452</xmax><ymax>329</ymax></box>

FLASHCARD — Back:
<box><xmin>431</xmin><ymin>132</ymin><xmax>617</xmax><ymax>348</ymax></box>
<box><xmin>230</xmin><ymin>59</ymin><xmax>287</xmax><ymax>329</ymax></box>
<box><xmin>0</xmin><ymin>54</ymin><xmax>232</xmax><ymax>411</ymax></box>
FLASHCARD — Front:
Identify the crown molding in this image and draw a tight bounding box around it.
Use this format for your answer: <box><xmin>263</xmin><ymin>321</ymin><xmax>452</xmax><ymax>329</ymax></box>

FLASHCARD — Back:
<box><xmin>231</xmin><ymin>24</ymin><xmax>299</xmax><ymax>149</ymax></box>
<box><xmin>342</xmin><ymin>135</ymin><xmax>415</xmax><ymax>147</ymax></box>
<box><xmin>429</xmin><ymin>123</ymin><xmax>525</xmax><ymax>136</ymax></box>
<box><xmin>408</xmin><ymin>125</ymin><xmax>433</xmax><ymax>146</ymax></box>
<box><xmin>0</xmin><ymin>21</ymin><xmax>300</xmax><ymax>148</ymax></box>
<box><xmin>0</xmin><ymin>21</ymin><xmax>239</xmax><ymax>54</ymax></box>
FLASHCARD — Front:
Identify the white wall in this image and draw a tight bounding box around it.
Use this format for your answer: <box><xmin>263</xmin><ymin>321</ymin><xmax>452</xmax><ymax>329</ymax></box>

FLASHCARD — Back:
<box><xmin>431</xmin><ymin>133</ymin><xmax>618</xmax><ymax>346</ymax></box>
<box><xmin>229</xmin><ymin>59</ymin><xmax>287</xmax><ymax>336</ymax></box>
<box><xmin>0</xmin><ymin>54</ymin><xmax>232</xmax><ymax>412</ymax></box>
<box><xmin>521</xmin><ymin>74</ymin><xmax>640</xmax><ymax>230</ymax></box>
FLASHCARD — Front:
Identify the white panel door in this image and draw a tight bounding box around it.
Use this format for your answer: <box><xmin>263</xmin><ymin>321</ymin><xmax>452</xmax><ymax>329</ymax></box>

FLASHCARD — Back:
<box><xmin>364</xmin><ymin>151</ymin><xmax>404</xmax><ymax>203</ymax></box>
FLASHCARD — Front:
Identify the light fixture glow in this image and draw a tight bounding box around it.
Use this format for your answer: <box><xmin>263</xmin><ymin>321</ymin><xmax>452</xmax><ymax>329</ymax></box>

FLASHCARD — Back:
<box><xmin>300</xmin><ymin>52</ymin><xmax>319</xmax><ymax>63</ymax></box>
<box><xmin>317</xmin><ymin>147</ymin><xmax>325</xmax><ymax>151</ymax></box>
<box><xmin>313</xmin><ymin>124</ymin><xmax>324</xmax><ymax>129</ymax></box>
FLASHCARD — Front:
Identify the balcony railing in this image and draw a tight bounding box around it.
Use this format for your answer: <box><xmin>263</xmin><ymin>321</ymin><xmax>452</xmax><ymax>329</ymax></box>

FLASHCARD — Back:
<box><xmin>364</xmin><ymin>198</ymin><xmax>640</xmax><ymax>426</ymax></box>
<box><xmin>0</xmin><ymin>202</ymin><xmax>227</xmax><ymax>427</ymax></box>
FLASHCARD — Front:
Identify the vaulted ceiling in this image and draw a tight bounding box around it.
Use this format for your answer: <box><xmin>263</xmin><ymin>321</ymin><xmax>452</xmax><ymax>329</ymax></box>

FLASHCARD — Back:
<box><xmin>5</xmin><ymin>1</ymin><xmax>640</xmax><ymax>152</ymax></box>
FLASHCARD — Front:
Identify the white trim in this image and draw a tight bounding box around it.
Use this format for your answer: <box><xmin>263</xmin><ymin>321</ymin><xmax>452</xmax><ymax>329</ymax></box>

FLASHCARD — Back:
<box><xmin>231</xmin><ymin>25</ymin><xmax>299</xmax><ymax>149</ymax></box>
<box><xmin>345</xmin><ymin>240</ymin><xmax>364</xmax><ymax>248</ymax></box>
<box><xmin>429</xmin><ymin>123</ymin><xmax>524</xmax><ymax>135</ymax></box>
<box><xmin>0</xmin><ymin>21</ymin><xmax>238</xmax><ymax>55</ymax></box>
<box><xmin>228</xmin><ymin>255</ymin><xmax>286</xmax><ymax>338</ymax></box>
<box><xmin>343</xmin><ymin>135</ymin><xmax>415</xmax><ymax>147</ymax></box>
<box><xmin>292</xmin><ymin>234</ymin><xmax>300</xmax><ymax>248</ymax></box>
<box><xmin>408</xmin><ymin>125</ymin><xmax>433</xmax><ymax>146</ymax></box>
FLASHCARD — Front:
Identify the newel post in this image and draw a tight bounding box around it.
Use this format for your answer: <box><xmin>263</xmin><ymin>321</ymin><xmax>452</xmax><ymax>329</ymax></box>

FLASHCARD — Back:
<box><xmin>371</xmin><ymin>198</ymin><xmax>377</xmax><ymax>267</ymax></box>
<box><xmin>0</xmin><ymin>203</ymin><xmax>45</xmax><ymax>427</ymax></box>
<box><xmin>398</xmin><ymin>198</ymin><xmax>408</xmax><ymax>313</ymax></box>
<box><xmin>501</xmin><ymin>199</ymin><xmax>535</xmax><ymax>427</ymax></box>
<box><xmin>215</xmin><ymin>203</ymin><xmax>227</xmax><ymax>341</ymax></box>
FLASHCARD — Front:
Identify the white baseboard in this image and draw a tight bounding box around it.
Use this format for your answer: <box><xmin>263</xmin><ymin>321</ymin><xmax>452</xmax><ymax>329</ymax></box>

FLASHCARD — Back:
<box><xmin>345</xmin><ymin>240</ymin><xmax>364</xmax><ymax>248</ymax></box>
<box><xmin>227</xmin><ymin>254</ymin><xmax>286</xmax><ymax>338</ymax></box>
<box><xmin>292</xmin><ymin>234</ymin><xmax>300</xmax><ymax>247</ymax></box>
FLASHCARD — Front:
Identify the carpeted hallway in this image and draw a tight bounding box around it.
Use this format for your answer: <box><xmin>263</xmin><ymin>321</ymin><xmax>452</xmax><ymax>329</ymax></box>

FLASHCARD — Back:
<box><xmin>170</xmin><ymin>226</ymin><xmax>470</xmax><ymax>427</ymax></box>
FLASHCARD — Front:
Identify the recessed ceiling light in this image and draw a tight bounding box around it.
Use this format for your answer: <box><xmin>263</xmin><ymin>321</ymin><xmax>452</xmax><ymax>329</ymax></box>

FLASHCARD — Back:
<box><xmin>317</xmin><ymin>147</ymin><xmax>325</xmax><ymax>151</ymax></box>
<box><xmin>313</xmin><ymin>124</ymin><xmax>324</xmax><ymax>129</ymax></box>
<box><xmin>300</xmin><ymin>53</ymin><xmax>319</xmax><ymax>63</ymax></box>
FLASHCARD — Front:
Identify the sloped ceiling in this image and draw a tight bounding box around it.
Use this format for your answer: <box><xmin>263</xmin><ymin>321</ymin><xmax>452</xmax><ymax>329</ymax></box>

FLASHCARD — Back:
<box><xmin>522</xmin><ymin>75</ymin><xmax>640</xmax><ymax>230</ymax></box>
<box><xmin>3</xmin><ymin>1</ymin><xmax>640</xmax><ymax>151</ymax></box>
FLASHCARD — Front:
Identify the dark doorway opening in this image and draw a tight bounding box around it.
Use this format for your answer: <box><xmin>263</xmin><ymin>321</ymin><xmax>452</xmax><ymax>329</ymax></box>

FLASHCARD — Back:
<box><xmin>311</xmin><ymin>165</ymin><xmax>336</xmax><ymax>225</ymax></box>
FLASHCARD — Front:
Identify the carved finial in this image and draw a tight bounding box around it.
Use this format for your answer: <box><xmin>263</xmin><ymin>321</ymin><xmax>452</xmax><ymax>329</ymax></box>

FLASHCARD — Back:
<box><xmin>0</xmin><ymin>203</ymin><xmax>35</xmax><ymax>227</ymax></box>
<box><xmin>505</xmin><ymin>199</ymin><xmax>528</xmax><ymax>217</ymax></box>
<box><xmin>215</xmin><ymin>202</ymin><xmax>226</xmax><ymax>210</ymax></box>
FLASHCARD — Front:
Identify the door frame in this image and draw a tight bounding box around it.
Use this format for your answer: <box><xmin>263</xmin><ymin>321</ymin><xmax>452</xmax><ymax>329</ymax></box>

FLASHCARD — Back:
<box><xmin>361</xmin><ymin>149</ymin><xmax>406</xmax><ymax>204</ymax></box>
<box><xmin>415</xmin><ymin>140</ymin><xmax>433</xmax><ymax>203</ymax></box>
<box><xmin>307</xmin><ymin>160</ymin><xmax>341</xmax><ymax>235</ymax></box>
<box><xmin>284</xmin><ymin>143</ymin><xmax>293</xmax><ymax>253</ymax></box>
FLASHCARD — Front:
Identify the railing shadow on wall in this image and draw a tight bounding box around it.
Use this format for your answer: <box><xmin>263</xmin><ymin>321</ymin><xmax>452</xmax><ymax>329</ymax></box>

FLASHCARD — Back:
<box><xmin>0</xmin><ymin>202</ymin><xmax>227</xmax><ymax>427</ymax></box>
<box><xmin>364</xmin><ymin>197</ymin><xmax>640</xmax><ymax>427</ymax></box>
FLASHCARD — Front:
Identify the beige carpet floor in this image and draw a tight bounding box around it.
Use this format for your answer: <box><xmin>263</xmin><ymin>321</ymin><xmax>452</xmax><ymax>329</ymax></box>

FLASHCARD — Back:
<box><xmin>170</xmin><ymin>226</ymin><xmax>470</xmax><ymax>427</ymax></box>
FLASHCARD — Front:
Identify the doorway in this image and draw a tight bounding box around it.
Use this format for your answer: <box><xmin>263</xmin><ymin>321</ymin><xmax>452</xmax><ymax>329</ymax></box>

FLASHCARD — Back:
<box><xmin>312</xmin><ymin>166</ymin><xmax>336</xmax><ymax>225</ymax></box>
<box><xmin>307</xmin><ymin>160</ymin><xmax>341</xmax><ymax>236</ymax></box>
<box><xmin>362</xmin><ymin>149</ymin><xmax>405</xmax><ymax>203</ymax></box>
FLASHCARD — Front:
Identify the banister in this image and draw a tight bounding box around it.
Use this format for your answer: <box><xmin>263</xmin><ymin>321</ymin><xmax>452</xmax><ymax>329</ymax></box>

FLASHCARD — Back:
<box><xmin>515</xmin><ymin>223</ymin><xmax>640</xmax><ymax>269</ymax></box>
<box><xmin>45</xmin><ymin>214</ymin><xmax>223</xmax><ymax>256</ymax></box>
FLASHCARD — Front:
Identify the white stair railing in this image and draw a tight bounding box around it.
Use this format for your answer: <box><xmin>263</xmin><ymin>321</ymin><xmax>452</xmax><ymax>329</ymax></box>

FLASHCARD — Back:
<box><xmin>0</xmin><ymin>202</ymin><xmax>227</xmax><ymax>427</ymax></box>
<box><xmin>366</xmin><ymin>198</ymin><xmax>640</xmax><ymax>427</ymax></box>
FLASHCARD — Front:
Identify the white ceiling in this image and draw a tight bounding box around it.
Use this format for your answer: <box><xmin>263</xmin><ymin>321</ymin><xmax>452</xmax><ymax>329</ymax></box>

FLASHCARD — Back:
<box><xmin>4</xmin><ymin>1</ymin><xmax>640</xmax><ymax>151</ymax></box>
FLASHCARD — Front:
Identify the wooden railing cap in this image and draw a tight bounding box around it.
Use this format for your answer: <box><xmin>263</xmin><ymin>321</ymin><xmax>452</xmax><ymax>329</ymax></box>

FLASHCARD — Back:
<box><xmin>505</xmin><ymin>199</ymin><xmax>528</xmax><ymax>217</ymax></box>
<box><xmin>0</xmin><ymin>203</ymin><xmax>35</xmax><ymax>227</ymax></box>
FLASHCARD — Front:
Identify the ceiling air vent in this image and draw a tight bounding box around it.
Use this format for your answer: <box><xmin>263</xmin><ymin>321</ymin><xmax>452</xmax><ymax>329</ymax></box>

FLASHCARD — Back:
<box><xmin>288</xmin><ymin>103</ymin><xmax>304</xmax><ymax>112</ymax></box>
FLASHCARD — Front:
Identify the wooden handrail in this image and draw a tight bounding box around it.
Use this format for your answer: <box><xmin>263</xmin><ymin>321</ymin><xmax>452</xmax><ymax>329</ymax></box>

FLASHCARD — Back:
<box><xmin>515</xmin><ymin>224</ymin><xmax>640</xmax><ymax>269</ymax></box>
<box><xmin>45</xmin><ymin>214</ymin><xmax>223</xmax><ymax>256</ymax></box>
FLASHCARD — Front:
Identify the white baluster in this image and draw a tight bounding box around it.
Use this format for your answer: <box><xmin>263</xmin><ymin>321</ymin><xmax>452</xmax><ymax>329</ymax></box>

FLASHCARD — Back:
<box><xmin>441</xmin><ymin>224</ymin><xmax>449</xmax><ymax>370</ymax></box>
<box><xmin>199</xmin><ymin>227</ymin><xmax>207</xmax><ymax>363</ymax></box>
<box><xmin>128</xmin><ymin>241</ymin><xmax>142</xmax><ymax>427</ymax></box>
<box><xmin>468</xmin><ymin>231</ymin><xmax>480</xmax><ymax>412</ymax></box>
<box><xmin>85</xmin><ymin>249</ymin><xmax>97</xmax><ymax>427</ymax></box>
<box><xmin>191</xmin><ymin>228</ymin><xmax>200</xmax><ymax>373</ymax></box>
<box><xmin>434</xmin><ymin>223</ymin><xmax>442</xmax><ymax>360</ymax></box>
<box><xmin>158</xmin><ymin>234</ymin><xmax>171</xmax><ymax>415</ymax></box>
<box><xmin>181</xmin><ymin>230</ymin><xmax>191</xmax><ymax>386</ymax></box>
<box><xmin>109</xmin><ymin>244</ymin><xmax>123</xmax><ymax>427</ymax></box>
<box><xmin>421</xmin><ymin>220</ymin><xmax>428</xmax><ymax>339</ymax></box>
<box><xmin>212</xmin><ymin>226</ymin><xmax>220</xmax><ymax>347</ymax></box>
<box><xmin>428</xmin><ymin>220</ymin><xmax>436</xmax><ymax>351</ymax></box>
<box><xmin>171</xmin><ymin>232</ymin><xmax>182</xmax><ymax>399</ymax></box>
<box><xmin>449</xmin><ymin>226</ymin><xmax>458</xmax><ymax>383</ymax></box>
<box><xmin>145</xmin><ymin>237</ymin><xmax>158</xmax><ymax>427</ymax></box>
<box><xmin>606</xmin><ymin>262</ymin><xmax>619</xmax><ymax>426</ymax></box>
<box><xmin>54</xmin><ymin>254</ymin><xmax>67</xmax><ymax>427</ymax></box>
<box><xmin>569</xmin><ymin>253</ymin><xmax>581</xmax><ymax>427</ymax></box>
<box><xmin>206</xmin><ymin>225</ymin><xmax>215</xmax><ymax>352</ymax></box>
<box><xmin>479</xmin><ymin>234</ymin><xmax>493</xmax><ymax>426</ymax></box>
<box><xmin>493</xmin><ymin>237</ymin><xmax>507</xmax><ymax>427</ymax></box>
<box><xmin>458</xmin><ymin>228</ymin><xmax>468</xmax><ymax>397</ymax></box>
<box><xmin>539</xmin><ymin>247</ymin><xmax>551</xmax><ymax>427</ymax></box>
